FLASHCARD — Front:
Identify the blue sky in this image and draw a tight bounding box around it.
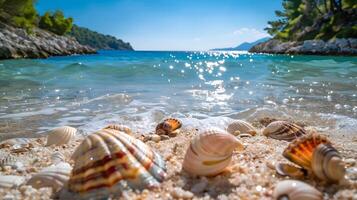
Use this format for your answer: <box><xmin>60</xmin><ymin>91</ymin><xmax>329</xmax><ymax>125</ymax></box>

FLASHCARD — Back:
<box><xmin>36</xmin><ymin>0</ymin><xmax>282</xmax><ymax>51</ymax></box>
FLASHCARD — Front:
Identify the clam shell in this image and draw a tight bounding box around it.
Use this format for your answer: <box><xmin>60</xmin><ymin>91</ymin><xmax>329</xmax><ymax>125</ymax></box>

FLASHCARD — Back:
<box><xmin>263</xmin><ymin>121</ymin><xmax>306</xmax><ymax>141</ymax></box>
<box><xmin>312</xmin><ymin>144</ymin><xmax>345</xmax><ymax>182</ymax></box>
<box><xmin>227</xmin><ymin>120</ymin><xmax>257</xmax><ymax>136</ymax></box>
<box><xmin>46</xmin><ymin>126</ymin><xmax>77</xmax><ymax>146</ymax></box>
<box><xmin>283</xmin><ymin>133</ymin><xmax>330</xmax><ymax>169</ymax></box>
<box><xmin>182</xmin><ymin>128</ymin><xmax>243</xmax><ymax>176</ymax></box>
<box><xmin>155</xmin><ymin>118</ymin><xmax>182</xmax><ymax>135</ymax></box>
<box><xmin>0</xmin><ymin>175</ymin><xmax>25</xmax><ymax>189</ymax></box>
<box><xmin>65</xmin><ymin>128</ymin><xmax>166</xmax><ymax>198</ymax></box>
<box><xmin>275</xmin><ymin>163</ymin><xmax>306</xmax><ymax>178</ymax></box>
<box><xmin>27</xmin><ymin>162</ymin><xmax>72</xmax><ymax>192</ymax></box>
<box><xmin>273</xmin><ymin>180</ymin><xmax>322</xmax><ymax>200</ymax></box>
<box><xmin>103</xmin><ymin>124</ymin><xmax>132</xmax><ymax>135</ymax></box>
<box><xmin>51</xmin><ymin>152</ymin><xmax>66</xmax><ymax>164</ymax></box>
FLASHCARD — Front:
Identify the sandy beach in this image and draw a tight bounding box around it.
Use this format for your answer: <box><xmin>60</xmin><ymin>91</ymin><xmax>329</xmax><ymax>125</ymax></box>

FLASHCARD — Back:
<box><xmin>0</xmin><ymin>117</ymin><xmax>356</xmax><ymax>200</ymax></box>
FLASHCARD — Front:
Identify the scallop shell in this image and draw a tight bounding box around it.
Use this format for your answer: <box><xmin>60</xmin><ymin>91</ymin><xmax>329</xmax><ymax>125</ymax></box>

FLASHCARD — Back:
<box><xmin>155</xmin><ymin>118</ymin><xmax>182</xmax><ymax>136</ymax></box>
<box><xmin>0</xmin><ymin>175</ymin><xmax>25</xmax><ymax>189</ymax></box>
<box><xmin>263</xmin><ymin>121</ymin><xmax>307</xmax><ymax>141</ymax></box>
<box><xmin>65</xmin><ymin>128</ymin><xmax>166</xmax><ymax>198</ymax></box>
<box><xmin>283</xmin><ymin>133</ymin><xmax>330</xmax><ymax>169</ymax></box>
<box><xmin>275</xmin><ymin>163</ymin><xmax>307</xmax><ymax>178</ymax></box>
<box><xmin>182</xmin><ymin>128</ymin><xmax>244</xmax><ymax>176</ymax></box>
<box><xmin>27</xmin><ymin>162</ymin><xmax>72</xmax><ymax>192</ymax></box>
<box><xmin>311</xmin><ymin>144</ymin><xmax>345</xmax><ymax>182</ymax></box>
<box><xmin>227</xmin><ymin>120</ymin><xmax>257</xmax><ymax>136</ymax></box>
<box><xmin>103</xmin><ymin>124</ymin><xmax>132</xmax><ymax>135</ymax></box>
<box><xmin>46</xmin><ymin>126</ymin><xmax>77</xmax><ymax>146</ymax></box>
<box><xmin>273</xmin><ymin>180</ymin><xmax>322</xmax><ymax>200</ymax></box>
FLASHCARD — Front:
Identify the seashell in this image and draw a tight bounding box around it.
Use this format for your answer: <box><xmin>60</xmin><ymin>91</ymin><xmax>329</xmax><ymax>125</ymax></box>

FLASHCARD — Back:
<box><xmin>273</xmin><ymin>180</ymin><xmax>322</xmax><ymax>200</ymax></box>
<box><xmin>311</xmin><ymin>144</ymin><xmax>345</xmax><ymax>182</ymax></box>
<box><xmin>51</xmin><ymin>152</ymin><xmax>66</xmax><ymax>164</ymax></box>
<box><xmin>263</xmin><ymin>121</ymin><xmax>307</xmax><ymax>141</ymax></box>
<box><xmin>0</xmin><ymin>153</ymin><xmax>18</xmax><ymax>168</ymax></box>
<box><xmin>46</xmin><ymin>126</ymin><xmax>77</xmax><ymax>146</ymax></box>
<box><xmin>227</xmin><ymin>120</ymin><xmax>257</xmax><ymax>136</ymax></box>
<box><xmin>283</xmin><ymin>133</ymin><xmax>330</xmax><ymax>169</ymax></box>
<box><xmin>65</xmin><ymin>128</ymin><xmax>166</xmax><ymax>198</ymax></box>
<box><xmin>155</xmin><ymin>118</ymin><xmax>182</xmax><ymax>136</ymax></box>
<box><xmin>182</xmin><ymin>128</ymin><xmax>244</xmax><ymax>176</ymax></box>
<box><xmin>275</xmin><ymin>163</ymin><xmax>307</xmax><ymax>178</ymax></box>
<box><xmin>0</xmin><ymin>175</ymin><xmax>25</xmax><ymax>188</ymax></box>
<box><xmin>103</xmin><ymin>124</ymin><xmax>132</xmax><ymax>135</ymax></box>
<box><xmin>27</xmin><ymin>162</ymin><xmax>72</xmax><ymax>192</ymax></box>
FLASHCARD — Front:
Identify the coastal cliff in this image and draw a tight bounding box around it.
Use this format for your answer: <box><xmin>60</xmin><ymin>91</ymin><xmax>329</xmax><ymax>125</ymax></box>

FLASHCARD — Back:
<box><xmin>0</xmin><ymin>22</ymin><xmax>96</xmax><ymax>60</ymax></box>
<box><xmin>249</xmin><ymin>38</ymin><xmax>357</xmax><ymax>55</ymax></box>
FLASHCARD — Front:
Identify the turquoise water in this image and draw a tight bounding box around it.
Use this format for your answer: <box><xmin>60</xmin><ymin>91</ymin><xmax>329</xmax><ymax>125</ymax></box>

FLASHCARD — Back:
<box><xmin>0</xmin><ymin>51</ymin><xmax>356</xmax><ymax>138</ymax></box>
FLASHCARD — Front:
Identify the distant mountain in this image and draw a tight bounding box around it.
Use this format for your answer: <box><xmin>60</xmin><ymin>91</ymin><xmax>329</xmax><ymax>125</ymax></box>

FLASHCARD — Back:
<box><xmin>211</xmin><ymin>37</ymin><xmax>270</xmax><ymax>51</ymax></box>
<box><xmin>68</xmin><ymin>25</ymin><xmax>134</xmax><ymax>50</ymax></box>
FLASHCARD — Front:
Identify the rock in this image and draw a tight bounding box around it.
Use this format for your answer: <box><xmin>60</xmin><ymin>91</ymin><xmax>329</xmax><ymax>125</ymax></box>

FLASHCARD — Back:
<box><xmin>0</xmin><ymin>22</ymin><xmax>96</xmax><ymax>60</ymax></box>
<box><xmin>191</xmin><ymin>179</ymin><xmax>208</xmax><ymax>193</ymax></box>
<box><xmin>171</xmin><ymin>187</ymin><xmax>194</xmax><ymax>199</ymax></box>
<box><xmin>151</xmin><ymin>134</ymin><xmax>161</xmax><ymax>142</ymax></box>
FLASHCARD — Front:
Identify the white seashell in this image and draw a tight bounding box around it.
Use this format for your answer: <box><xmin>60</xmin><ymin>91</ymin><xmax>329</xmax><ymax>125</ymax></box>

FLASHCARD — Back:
<box><xmin>227</xmin><ymin>120</ymin><xmax>257</xmax><ymax>136</ymax></box>
<box><xmin>273</xmin><ymin>180</ymin><xmax>322</xmax><ymax>200</ymax></box>
<box><xmin>0</xmin><ymin>175</ymin><xmax>25</xmax><ymax>188</ymax></box>
<box><xmin>51</xmin><ymin>152</ymin><xmax>66</xmax><ymax>164</ymax></box>
<box><xmin>183</xmin><ymin>128</ymin><xmax>243</xmax><ymax>176</ymax></box>
<box><xmin>27</xmin><ymin>162</ymin><xmax>72</xmax><ymax>192</ymax></box>
<box><xmin>46</xmin><ymin>126</ymin><xmax>77</xmax><ymax>146</ymax></box>
<box><xmin>0</xmin><ymin>153</ymin><xmax>18</xmax><ymax>168</ymax></box>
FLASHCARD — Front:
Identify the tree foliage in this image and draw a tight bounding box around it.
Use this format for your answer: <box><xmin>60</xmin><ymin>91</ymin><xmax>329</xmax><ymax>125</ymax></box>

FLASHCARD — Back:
<box><xmin>265</xmin><ymin>0</ymin><xmax>357</xmax><ymax>41</ymax></box>
<box><xmin>39</xmin><ymin>11</ymin><xmax>73</xmax><ymax>35</ymax></box>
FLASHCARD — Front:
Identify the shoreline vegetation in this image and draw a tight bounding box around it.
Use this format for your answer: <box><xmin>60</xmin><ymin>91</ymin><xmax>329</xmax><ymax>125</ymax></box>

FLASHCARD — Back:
<box><xmin>249</xmin><ymin>0</ymin><xmax>356</xmax><ymax>55</ymax></box>
<box><xmin>0</xmin><ymin>0</ymin><xmax>133</xmax><ymax>60</ymax></box>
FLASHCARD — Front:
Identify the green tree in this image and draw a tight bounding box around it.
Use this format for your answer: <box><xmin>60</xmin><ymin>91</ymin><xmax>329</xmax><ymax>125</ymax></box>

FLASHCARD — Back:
<box><xmin>39</xmin><ymin>11</ymin><xmax>73</xmax><ymax>35</ymax></box>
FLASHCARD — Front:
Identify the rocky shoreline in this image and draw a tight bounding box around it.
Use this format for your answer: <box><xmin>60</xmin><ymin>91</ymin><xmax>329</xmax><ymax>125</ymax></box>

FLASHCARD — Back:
<box><xmin>249</xmin><ymin>38</ymin><xmax>357</xmax><ymax>56</ymax></box>
<box><xmin>0</xmin><ymin>22</ymin><xmax>96</xmax><ymax>60</ymax></box>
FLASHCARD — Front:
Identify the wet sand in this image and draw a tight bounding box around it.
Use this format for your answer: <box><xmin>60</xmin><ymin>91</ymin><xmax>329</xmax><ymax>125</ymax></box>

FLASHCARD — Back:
<box><xmin>0</xmin><ymin>119</ymin><xmax>356</xmax><ymax>200</ymax></box>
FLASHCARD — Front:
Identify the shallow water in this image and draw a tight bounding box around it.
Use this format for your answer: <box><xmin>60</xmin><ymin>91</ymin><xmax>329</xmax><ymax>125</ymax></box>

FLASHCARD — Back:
<box><xmin>0</xmin><ymin>51</ymin><xmax>356</xmax><ymax>139</ymax></box>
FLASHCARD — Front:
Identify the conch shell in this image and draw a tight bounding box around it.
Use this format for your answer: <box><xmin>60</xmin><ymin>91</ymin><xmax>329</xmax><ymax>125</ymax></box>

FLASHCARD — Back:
<box><xmin>155</xmin><ymin>118</ymin><xmax>182</xmax><ymax>136</ymax></box>
<box><xmin>182</xmin><ymin>128</ymin><xmax>243</xmax><ymax>176</ymax></box>
<box><xmin>46</xmin><ymin>126</ymin><xmax>77</xmax><ymax>146</ymax></box>
<box><xmin>263</xmin><ymin>121</ymin><xmax>306</xmax><ymax>141</ymax></box>
<box><xmin>62</xmin><ymin>128</ymin><xmax>166</xmax><ymax>199</ymax></box>
<box><xmin>227</xmin><ymin>120</ymin><xmax>257</xmax><ymax>136</ymax></box>
<box><xmin>273</xmin><ymin>180</ymin><xmax>322</xmax><ymax>200</ymax></box>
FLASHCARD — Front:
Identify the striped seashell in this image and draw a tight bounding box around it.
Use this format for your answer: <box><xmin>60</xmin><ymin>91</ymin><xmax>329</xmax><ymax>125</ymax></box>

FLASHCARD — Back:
<box><xmin>46</xmin><ymin>126</ymin><xmax>77</xmax><ymax>146</ymax></box>
<box><xmin>103</xmin><ymin>124</ymin><xmax>132</xmax><ymax>135</ymax></box>
<box><xmin>51</xmin><ymin>152</ymin><xmax>66</xmax><ymax>164</ymax></box>
<box><xmin>27</xmin><ymin>162</ymin><xmax>72</xmax><ymax>192</ymax></box>
<box><xmin>283</xmin><ymin>133</ymin><xmax>330</xmax><ymax>170</ymax></box>
<box><xmin>263</xmin><ymin>121</ymin><xmax>307</xmax><ymax>141</ymax></box>
<box><xmin>155</xmin><ymin>118</ymin><xmax>182</xmax><ymax>136</ymax></box>
<box><xmin>275</xmin><ymin>163</ymin><xmax>307</xmax><ymax>178</ymax></box>
<box><xmin>0</xmin><ymin>175</ymin><xmax>25</xmax><ymax>189</ymax></box>
<box><xmin>227</xmin><ymin>120</ymin><xmax>257</xmax><ymax>136</ymax></box>
<box><xmin>311</xmin><ymin>144</ymin><xmax>345</xmax><ymax>182</ymax></box>
<box><xmin>182</xmin><ymin>128</ymin><xmax>244</xmax><ymax>176</ymax></box>
<box><xmin>65</xmin><ymin>128</ymin><xmax>166</xmax><ymax>198</ymax></box>
<box><xmin>273</xmin><ymin>180</ymin><xmax>322</xmax><ymax>200</ymax></box>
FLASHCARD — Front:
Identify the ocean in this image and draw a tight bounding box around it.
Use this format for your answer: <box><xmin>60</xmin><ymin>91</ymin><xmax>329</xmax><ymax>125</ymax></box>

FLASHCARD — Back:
<box><xmin>0</xmin><ymin>50</ymin><xmax>356</xmax><ymax>139</ymax></box>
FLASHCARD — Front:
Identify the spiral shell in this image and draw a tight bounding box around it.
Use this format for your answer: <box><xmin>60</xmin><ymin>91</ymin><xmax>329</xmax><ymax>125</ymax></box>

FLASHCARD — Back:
<box><xmin>263</xmin><ymin>121</ymin><xmax>306</xmax><ymax>141</ymax></box>
<box><xmin>0</xmin><ymin>175</ymin><xmax>25</xmax><ymax>189</ymax></box>
<box><xmin>103</xmin><ymin>124</ymin><xmax>132</xmax><ymax>135</ymax></box>
<box><xmin>227</xmin><ymin>120</ymin><xmax>257</xmax><ymax>136</ymax></box>
<box><xmin>273</xmin><ymin>180</ymin><xmax>322</xmax><ymax>200</ymax></box>
<box><xmin>63</xmin><ymin>128</ymin><xmax>166</xmax><ymax>199</ymax></box>
<box><xmin>155</xmin><ymin>118</ymin><xmax>182</xmax><ymax>136</ymax></box>
<box><xmin>27</xmin><ymin>162</ymin><xmax>72</xmax><ymax>192</ymax></box>
<box><xmin>182</xmin><ymin>128</ymin><xmax>244</xmax><ymax>176</ymax></box>
<box><xmin>311</xmin><ymin>144</ymin><xmax>345</xmax><ymax>182</ymax></box>
<box><xmin>46</xmin><ymin>126</ymin><xmax>77</xmax><ymax>146</ymax></box>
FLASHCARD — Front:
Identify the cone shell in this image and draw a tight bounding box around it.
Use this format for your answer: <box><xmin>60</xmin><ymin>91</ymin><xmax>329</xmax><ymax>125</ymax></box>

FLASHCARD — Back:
<box><xmin>312</xmin><ymin>144</ymin><xmax>345</xmax><ymax>182</ymax></box>
<box><xmin>46</xmin><ymin>126</ymin><xmax>77</xmax><ymax>146</ymax></box>
<box><xmin>103</xmin><ymin>124</ymin><xmax>132</xmax><ymax>135</ymax></box>
<box><xmin>275</xmin><ymin>163</ymin><xmax>306</xmax><ymax>178</ymax></box>
<box><xmin>182</xmin><ymin>128</ymin><xmax>243</xmax><ymax>176</ymax></box>
<box><xmin>227</xmin><ymin>120</ymin><xmax>257</xmax><ymax>136</ymax></box>
<box><xmin>27</xmin><ymin>162</ymin><xmax>72</xmax><ymax>192</ymax></box>
<box><xmin>0</xmin><ymin>175</ymin><xmax>25</xmax><ymax>189</ymax></box>
<box><xmin>283</xmin><ymin>133</ymin><xmax>330</xmax><ymax>170</ymax></box>
<box><xmin>263</xmin><ymin>121</ymin><xmax>306</xmax><ymax>141</ymax></box>
<box><xmin>155</xmin><ymin>118</ymin><xmax>182</xmax><ymax>135</ymax></box>
<box><xmin>273</xmin><ymin>180</ymin><xmax>322</xmax><ymax>200</ymax></box>
<box><xmin>66</xmin><ymin>128</ymin><xmax>166</xmax><ymax>198</ymax></box>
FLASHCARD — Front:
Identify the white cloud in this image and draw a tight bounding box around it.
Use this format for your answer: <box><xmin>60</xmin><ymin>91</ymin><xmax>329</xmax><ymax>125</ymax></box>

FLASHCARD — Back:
<box><xmin>233</xmin><ymin>28</ymin><xmax>269</xmax><ymax>41</ymax></box>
